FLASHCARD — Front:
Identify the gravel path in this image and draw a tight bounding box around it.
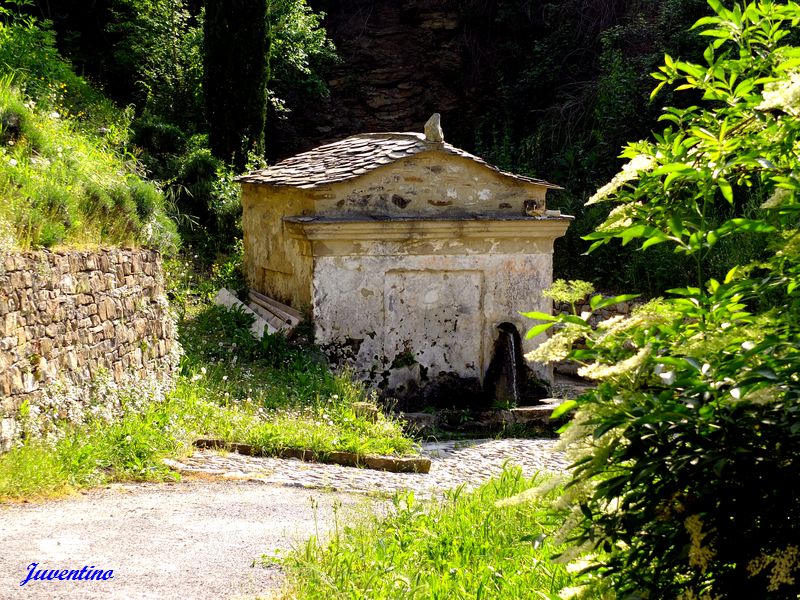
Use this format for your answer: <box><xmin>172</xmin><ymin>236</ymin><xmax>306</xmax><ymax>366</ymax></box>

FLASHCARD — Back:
<box><xmin>0</xmin><ymin>438</ymin><xmax>565</xmax><ymax>599</ymax></box>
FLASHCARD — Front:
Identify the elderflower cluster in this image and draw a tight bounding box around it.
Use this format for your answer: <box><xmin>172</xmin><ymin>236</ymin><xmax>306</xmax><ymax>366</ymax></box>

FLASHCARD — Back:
<box><xmin>748</xmin><ymin>545</ymin><xmax>799</xmax><ymax>592</ymax></box>
<box><xmin>525</xmin><ymin>325</ymin><xmax>586</xmax><ymax>363</ymax></box>
<box><xmin>594</xmin><ymin>300</ymin><xmax>675</xmax><ymax>346</ymax></box>
<box><xmin>761</xmin><ymin>187</ymin><xmax>792</xmax><ymax>209</ymax></box>
<box><xmin>596</xmin><ymin>202</ymin><xmax>642</xmax><ymax>232</ymax></box>
<box><xmin>758</xmin><ymin>70</ymin><xmax>800</xmax><ymax>116</ymax></box>
<box><xmin>586</xmin><ymin>154</ymin><xmax>656</xmax><ymax>205</ymax></box>
<box><xmin>578</xmin><ymin>346</ymin><xmax>651</xmax><ymax>381</ymax></box>
<box><xmin>685</xmin><ymin>514</ymin><xmax>717</xmax><ymax>573</ymax></box>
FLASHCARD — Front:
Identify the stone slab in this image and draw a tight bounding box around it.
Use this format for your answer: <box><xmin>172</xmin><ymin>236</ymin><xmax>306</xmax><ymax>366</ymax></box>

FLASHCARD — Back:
<box><xmin>193</xmin><ymin>438</ymin><xmax>431</xmax><ymax>474</ymax></box>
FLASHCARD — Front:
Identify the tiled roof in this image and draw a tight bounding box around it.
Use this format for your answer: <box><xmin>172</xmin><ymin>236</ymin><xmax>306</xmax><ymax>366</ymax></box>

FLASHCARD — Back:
<box><xmin>236</xmin><ymin>132</ymin><xmax>561</xmax><ymax>189</ymax></box>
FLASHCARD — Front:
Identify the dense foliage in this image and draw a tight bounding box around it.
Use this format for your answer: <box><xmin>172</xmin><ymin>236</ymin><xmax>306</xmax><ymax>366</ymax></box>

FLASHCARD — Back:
<box><xmin>527</xmin><ymin>2</ymin><xmax>800</xmax><ymax>597</ymax></box>
<box><xmin>0</xmin><ymin>81</ymin><xmax>177</xmax><ymax>250</ymax></box>
<box><xmin>203</xmin><ymin>0</ymin><xmax>269</xmax><ymax>170</ymax></box>
<box><xmin>446</xmin><ymin>0</ymin><xmax>714</xmax><ymax>293</ymax></box>
<box><xmin>0</xmin><ymin>0</ymin><xmax>335</xmax><ymax>255</ymax></box>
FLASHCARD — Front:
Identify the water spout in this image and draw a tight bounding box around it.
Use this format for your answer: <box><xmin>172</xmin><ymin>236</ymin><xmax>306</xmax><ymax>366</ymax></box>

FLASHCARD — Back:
<box><xmin>484</xmin><ymin>322</ymin><xmax>523</xmax><ymax>408</ymax></box>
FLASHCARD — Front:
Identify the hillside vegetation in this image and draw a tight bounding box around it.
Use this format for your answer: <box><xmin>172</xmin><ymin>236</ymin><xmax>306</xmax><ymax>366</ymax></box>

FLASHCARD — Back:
<box><xmin>0</xmin><ymin>82</ymin><xmax>177</xmax><ymax>251</ymax></box>
<box><xmin>0</xmin><ymin>5</ymin><xmax>176</xmax><ymax>252</ymax></box>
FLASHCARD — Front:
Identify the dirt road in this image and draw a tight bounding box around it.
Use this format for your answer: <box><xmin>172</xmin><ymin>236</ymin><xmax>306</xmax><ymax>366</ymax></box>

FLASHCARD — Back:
<box><xmin>0</xmin><ymin>479</ymin><xmax>361</xmax><ymax>600</ymax></box>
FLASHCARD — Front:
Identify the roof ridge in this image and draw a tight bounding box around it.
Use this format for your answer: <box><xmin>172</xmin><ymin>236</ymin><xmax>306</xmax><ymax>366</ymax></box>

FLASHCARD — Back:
<box><xmin>236</xmin><ymin>131</ymin><xmax>561</xmax><ymax>190</ymax></box>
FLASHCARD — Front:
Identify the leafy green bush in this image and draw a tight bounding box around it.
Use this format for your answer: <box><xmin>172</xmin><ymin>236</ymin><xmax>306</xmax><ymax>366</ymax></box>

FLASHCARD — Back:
<box><xmin>526</xmin><ymin>2</ymin><xmax>800</xmax><ymax>598</ymax></box>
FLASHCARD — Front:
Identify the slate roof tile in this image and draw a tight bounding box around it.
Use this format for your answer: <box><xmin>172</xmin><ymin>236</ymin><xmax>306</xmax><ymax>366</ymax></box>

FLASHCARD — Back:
<box><xmin>236</xmin><ymin>132</ymin><xmax>561</xmax><ymax>189</ymax></box>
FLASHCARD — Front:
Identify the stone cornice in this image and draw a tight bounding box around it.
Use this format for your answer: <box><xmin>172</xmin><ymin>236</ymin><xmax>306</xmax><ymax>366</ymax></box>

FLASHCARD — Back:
<box><xmin>284</xmin><ymin>215</ymin><xmax>571</xmax><ymax>257</ymax></box>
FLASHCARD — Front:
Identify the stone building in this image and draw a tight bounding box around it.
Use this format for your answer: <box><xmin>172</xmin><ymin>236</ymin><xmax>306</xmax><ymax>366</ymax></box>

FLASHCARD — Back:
<box><xmin>238</xmin><ymin>118</ymin><xmax>570</xmax><ymax>408</ymax></box>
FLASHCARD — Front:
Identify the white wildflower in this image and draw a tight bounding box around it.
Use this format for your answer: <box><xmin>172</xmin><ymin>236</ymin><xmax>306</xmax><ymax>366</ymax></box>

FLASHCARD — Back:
<box><xmin>659</xmin><ymin>370</ymin><xmax>676</xmax><ymax>385</ymax></box>
<box><xmin>0</xmin><ymin>217</ymin><xmax>15</xmax><ymax>250</ymax></box>
<box><xmin>741</xmin><ymin>341</ymin><xmax>756</xmax><ymax>351</ymax></box>
<box><xmin>578</xmin><ymin>346</ymin><xmax>651</xmax><ymax>381</ymax></box>
<box><xmin>758</xmin><ymin>70</ymin><xmax>800</xmax><ymax>116</ymax></box>
<box><xmin>587</xmin><ymin>154</ymin><xmax>656</xmax><ymax>205</ymax></box>
<box><xmin>558</xmin><ymin>585</ymin><xmax>588</xmax><ymax>599</ymax></box>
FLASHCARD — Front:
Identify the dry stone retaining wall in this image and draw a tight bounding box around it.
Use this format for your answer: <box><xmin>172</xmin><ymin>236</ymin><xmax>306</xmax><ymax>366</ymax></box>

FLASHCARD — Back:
<box><xmin>0</xmin><ymin>248</ymin><xmax>179</xmax><ymax>450</ymax></box>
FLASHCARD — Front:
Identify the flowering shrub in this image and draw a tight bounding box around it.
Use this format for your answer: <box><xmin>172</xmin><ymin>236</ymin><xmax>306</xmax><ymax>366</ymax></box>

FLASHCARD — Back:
<box><xmin>525</xmin><ymin>2</ymin><xmax>800</xmax><ymax>598</ymax></box>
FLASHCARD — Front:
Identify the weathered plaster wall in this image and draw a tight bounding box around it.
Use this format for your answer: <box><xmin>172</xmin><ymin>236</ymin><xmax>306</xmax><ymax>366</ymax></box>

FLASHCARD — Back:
<box><xmin>309</xmin><ymin>152</ymin><xmax>548</xmax><ymax>217</ymax></box>
<box><xmin>312</xmin><ymin>252</ymin><xmax>555</xmax><ymax>407</ymax></box>
<box><xmin>0</xmin><ymin>249</ymin><xmax>179</xmax><ymax>450</ymax></box>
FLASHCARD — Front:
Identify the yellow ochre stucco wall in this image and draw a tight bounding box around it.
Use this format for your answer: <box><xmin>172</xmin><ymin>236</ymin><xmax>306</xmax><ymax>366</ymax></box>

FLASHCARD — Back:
<box><xmin>241</xmin><ymin>183</ymin><xmax>315</xmax><ymax>308</ymax></box>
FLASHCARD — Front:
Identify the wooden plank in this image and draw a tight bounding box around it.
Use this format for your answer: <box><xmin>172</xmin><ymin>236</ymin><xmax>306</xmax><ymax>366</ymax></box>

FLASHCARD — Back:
<box><xmin>213</xmin><ymin>288</ymin><xmax>276</xmax><ymax>337</ymax></box>
<box><xmin>247</xmin><ymin>301</ymin><xmax>294</xmax><ymax>334</ymax></box>
<box><xmin>248</xmin><ymin>290</ymin><xmax>302</xmax><ymax>325</ymax></box>
<box><xmin>248</xmin><ymin>290</ymin><xmax>303</xmax><ymax>324</ymax></box>
<box><xmin>248</xmin><ymin>295</ymin><xmax>299</xmax><ymax>328</ymax></box>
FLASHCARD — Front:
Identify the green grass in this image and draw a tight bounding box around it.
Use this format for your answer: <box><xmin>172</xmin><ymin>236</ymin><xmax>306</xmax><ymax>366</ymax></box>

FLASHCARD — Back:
<box><xmin>0</xmin><ymin>80</ymin><xmax>177</xmax><ymax>251</ymax></box>
<box><xmin>0</xmin><ymin>7</ymin><xmax>175</xmax><ymax>253</ymax></box>
<box><xmin>173</xmin><ymin>296</ymin><xmax>417</xmax><ymax>456</ymax></box>
<box><xmin>277</xmin><ymin>466</ymin><xmax>577</xmax><ymax>599</ymax></box>
<box><xmin>172</xmin><ymin>365</ymin><xmax>416</xmax><ymax>458</ymax></box>
<box><xmin>0</xmin><ymin>397</ymin><xmax>184</xmax><ymax>500</ymax></box>
<box><xmin>0</xmin><ymin>368</ymin><xmax>415</xmax><ymax>501</ymax></box>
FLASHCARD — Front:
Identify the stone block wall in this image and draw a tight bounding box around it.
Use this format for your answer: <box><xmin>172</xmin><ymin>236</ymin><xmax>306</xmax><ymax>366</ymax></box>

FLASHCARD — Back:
<box><xmin>0</xmin><ymin>249</ymin><xmax>179</xmax><ymax>450</ymax></box>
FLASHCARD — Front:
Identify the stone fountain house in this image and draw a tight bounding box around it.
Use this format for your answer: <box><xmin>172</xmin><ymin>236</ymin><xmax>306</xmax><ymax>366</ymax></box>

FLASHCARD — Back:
<box><xmin>238</xmin><ymin>117</ymin><xmax>571</xmax><ymax>409</ymax></box>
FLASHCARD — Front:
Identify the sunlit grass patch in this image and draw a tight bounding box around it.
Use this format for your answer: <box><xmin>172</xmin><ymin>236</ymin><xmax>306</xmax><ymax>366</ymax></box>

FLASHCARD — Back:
<box><xmin>0</xmin><ymin>80</ymin><xmax>176</xmax><ymax>251</ymax></box>
<box><xmin>277</xmin><ymin>466</ymin><xmax>576</xmax><ymax>599</ymax></box>
<box><xmin>0</xmin><ymin>398</ymin><xmax>183</xmax><ymax>501</ymax></box>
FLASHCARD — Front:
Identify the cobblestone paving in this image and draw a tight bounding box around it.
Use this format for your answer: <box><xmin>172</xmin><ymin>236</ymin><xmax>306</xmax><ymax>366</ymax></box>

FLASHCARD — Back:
<box><xmin>165</xmin><ymin>438</ymin><xmax>568</xmax><ymax>499</ymax></box>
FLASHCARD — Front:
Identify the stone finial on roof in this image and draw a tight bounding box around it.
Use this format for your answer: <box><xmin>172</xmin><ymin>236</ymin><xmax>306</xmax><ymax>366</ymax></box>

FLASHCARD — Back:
<box><xmin>424</xmin><ymin>113</ymin><xmax>444</xmax><ymax>143</ymax></box>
